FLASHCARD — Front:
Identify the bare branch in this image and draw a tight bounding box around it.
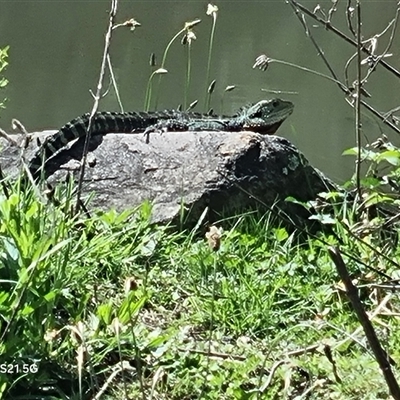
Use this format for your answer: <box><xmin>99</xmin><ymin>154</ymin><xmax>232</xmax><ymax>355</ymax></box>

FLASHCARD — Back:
<box><xmin>284</xmin><ymin>0</ymin><xmax>400</xmax><ymax>136</ymax></box>
<box><xmin>75</xmin><ymin>0</ymin><xmax>118</xmax><ymax>214</ymax></box>
<box><xmin>328</xmin><ymin>246</ymin><xmax>400</xmax><ymax>400</ymax></box>
<box><xmin>327</xmin><ymin>0</ymin><xmax>339</xmax><ymax>24</ymax></box>
<box><xmin>354</xmin><ymin>1</ymin><xmax>362</xmax><ymax>200</ymax></box>
<box><xmin>288</xmin><ymin>0</ymin><xmax>400</xmax><ymax>79</ymax></box>
<box><xmin>346</xmin><ymin>0</ymin><xmax>356</xmax><ymax>37</ymax></box>
<box><xmin>254</xmin><ymin>54</ymin><xmax>400</xmax><ymax>135</ymax></box>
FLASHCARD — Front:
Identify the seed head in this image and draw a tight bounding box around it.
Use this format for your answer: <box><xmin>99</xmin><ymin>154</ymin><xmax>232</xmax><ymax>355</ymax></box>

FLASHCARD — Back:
<box><xmin>207</xmin><ymin>4</ymin><xmax>219</xmax><ymax>17</ymax></box>
<box><xmin>154</xmin><ymin>68</ymin><xmax>168</xmax><ymax>75</ymax></box>
<box><xmin>181</xmin><ymin>30</ymin><xmax>197</xmax><ymax>45</ymax></box>
<box><xmin>124</xmin><ymin>276</ymin><xmax>139</xmax><ymax>293</ymax></box>
<box><xmin>253</xmin><ymin>54</ymin><xmax>271</xmax><ymax>71</ymax></box>
<box><xmin>208</xmin><ymin>79</ymin><xmax>216</xmax><ymax>94</ymax></box>
<box><xmin>149</xmin><ymin>53</ymin><xmax>156</xmax><ymax>67</ymax></box>
<box><xmin>187</xmin><ymin>100</ymin><xmax>199</xmax><ymax>111</ymax></box>
<box><xmin>185</xmin><ymin>19</ymin><xmax>201</xmax><ymax>30</ymax></box>
<box><xmin>225</xmin><ymin>85</ymin><xmax>236</xmax><ymax>92</ymax></box>
<box><xmin>113</xmin><ymin>18</ymin><xmax>141</xmax><ymax>32</ymax></box>
<box><xmin>206</xmin><ymin>225</ymin><xmax>222</xmax><ymax>251</ymax></box>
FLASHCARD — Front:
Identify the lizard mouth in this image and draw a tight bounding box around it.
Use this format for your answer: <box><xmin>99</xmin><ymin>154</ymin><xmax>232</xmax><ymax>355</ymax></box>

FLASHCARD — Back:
<box><xmin>243</xmin><ymin>102</ymin><xmax>294</xmax><ymax>135</ymax></box>
<box><xmin>244</xmin><ymin>120</ymin><xmax>285</xmax><ymax>135</ymax></box>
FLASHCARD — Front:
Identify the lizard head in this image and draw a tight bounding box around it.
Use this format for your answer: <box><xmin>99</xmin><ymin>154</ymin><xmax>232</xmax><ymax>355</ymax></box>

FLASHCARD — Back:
<box><xmin>242</xmin><ymin>98</ymin><xmax>294</xmax><ymax>135</ymax></box>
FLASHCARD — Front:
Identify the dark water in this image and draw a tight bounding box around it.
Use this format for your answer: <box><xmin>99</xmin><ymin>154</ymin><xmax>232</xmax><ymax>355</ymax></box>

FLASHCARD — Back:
<box><xmin>0</xmin><ymin>0</ymin><xmax>399</xmax><ymax>182</ymax></box>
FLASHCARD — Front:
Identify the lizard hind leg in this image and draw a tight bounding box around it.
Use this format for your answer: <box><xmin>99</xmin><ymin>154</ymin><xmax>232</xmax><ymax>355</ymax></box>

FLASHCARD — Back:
<box><xmin>142</xmin><ymin>119</ymin><xmax>189</xmax><ymax>144</ymax></box>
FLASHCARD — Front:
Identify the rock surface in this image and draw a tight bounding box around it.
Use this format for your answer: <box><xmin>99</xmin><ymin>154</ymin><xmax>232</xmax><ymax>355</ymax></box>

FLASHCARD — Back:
<box><xmin>0</xmin><ymin>130</ymin><xmax>335</xmax><ymax>229</ymax></box>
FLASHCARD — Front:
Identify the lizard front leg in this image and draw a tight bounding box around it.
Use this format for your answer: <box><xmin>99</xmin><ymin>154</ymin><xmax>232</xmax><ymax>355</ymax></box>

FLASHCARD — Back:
<box><xmin>141</xmin><ymin>119</ymin><xmax>190</xmax><ymax>144</ymax></box>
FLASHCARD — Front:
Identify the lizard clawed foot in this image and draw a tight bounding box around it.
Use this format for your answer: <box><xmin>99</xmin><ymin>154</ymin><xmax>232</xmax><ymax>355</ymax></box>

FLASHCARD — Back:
<box><xmin>142</xmin><ymin>124</ymin><xmax>170</xmax><ymax>144</ymax></box>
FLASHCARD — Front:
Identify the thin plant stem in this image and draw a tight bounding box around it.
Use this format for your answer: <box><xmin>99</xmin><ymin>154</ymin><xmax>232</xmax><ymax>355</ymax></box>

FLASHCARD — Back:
<box><xmin>144</xmin><ymin>68</ymin><xmax>168</xmax><ymax>111</ymax></box>
<box><xmin>204</xmin><ymin>10</ymin><xmax>217</xmax><ymax>111</ymax></box>
<box><xmin>198</xmin><ymin>253</ymin><xmax>217</xmax><ymax>399</ymax></box>
<box><xmin>287</xmin><ymin>0</ymin><xmax>400</xmax><ymax>79</ymax></box>
<box><xmin>328</xmin><ymin>246</ymin><xmax>400</xmax><ymax>399</ymax></box>
<box><xmin>126</xmin><ymin>298</ymin><xmax>147</xmax><ymax>400</ymax></box>
<box><xmin>153</xmin><ymin>19</ymin><xmax>200</xmax><ymax>109</ymax></box>
<box><xmin>359</xmin><ymin>6</ymin><xmax>400</xmax><ymax>87</ymax></box>
<box><xmin>144</xmin><ymin>54</ymin><xmax>157</xmax><ymax>111</ymax></box>
<box><xmin>144</xmin><ymin>71</ymin><xmax>157</xmax><ymax>112</ymax></box>
<box><xmin>257</xmin><ymin>56</ymin><xmax>400</xmax><ymax>135</ymax></box>
<box><xmin>287</xmin><ymin>0</ymin><xmax>341</xmax><ymax>87</ymax></box>
<box><xmin>107</xmin><ymin>53</ymin><xmax>124</xmax><ymax>112</ymax></box>
<box><xmin>268</xmin><ymin>58</ymin><xmax>347</xmax><ymax>89</ymax></box>
<box><xmin>355</xmin><ymin>1</ymin><xmax>362</xmax><ymax>202</ymax></box>
<box><xmin>154</xmin><ymin>28</ymin><xmax>187</xmax><ymax>110</ymax></box>
<box><xmin>184</xmin><ymin>42</ymin><xmax>192</xmax><ymax>110</ymax></box>
<box><xmin>220</xmin><ymin>85</ymin><xmax>236</xmax><ymax>114</ymax></box>
<box><xmin>75</xmin><ymin>0</ymin><xmax>118</xmax><ymax>214</ymax></box>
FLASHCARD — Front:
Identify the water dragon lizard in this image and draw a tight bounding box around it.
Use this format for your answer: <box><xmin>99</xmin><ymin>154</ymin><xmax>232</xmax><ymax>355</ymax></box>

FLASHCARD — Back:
<box><xmin>28</xmin><ymin>98</ymin><xmax>294</xmax><ymax>179</ymax></box>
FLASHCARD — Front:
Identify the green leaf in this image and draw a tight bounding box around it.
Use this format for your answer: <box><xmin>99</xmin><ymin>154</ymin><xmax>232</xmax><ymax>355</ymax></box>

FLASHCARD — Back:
<box><xmin>342</xmin><ymin>147</ymin><xmax>358</xmax><ymax>156</ymax></box>
<box><xmin>2</xmin><ymin>237</ymin><xmax>19</xmax><ymax>261</ymax></box>
<box><xmin>141</xmin><ymin>236</ymin><xmax>157</xmax><ymax>256</ymax></box>
<box><xmin>342</xmin><ymin>147</ymin><xmax>377</xmax><ymax>160</ymax></box>
<box><xmin>0</xmin><ymin>382</ymin><xmax>7</xmax><ymax>398</ymax></box>
<box><xmin>118</xmin><ymin>293</ymin><xmax>146</xmax><ymax>325</ymax></box>
<box><xmin>362</xmin><ymin>192</ymin><xmax>393</xmax><ymax>208</ymax></box>
<box><xmin>309</xmin><ymin>214</ymin><xmax>336</xmax><ymax>224</ymax></box>
<box><xmin>317</xmin><ymin>191</ymin><xmax>344</xmax><ymax>201</ymax></box>
<box><xmin>285</xmin><ymin>196</ymin><xmax>310</xmax><ymax>210</ymax></box>
<box><xmin>0</xmin><ymin>291</ymin><xmax>10</xmax><ymax>305</ymax></box>
<box><xmin>115</xmin><ymin>208</ymin><xmax>135</xmax><ymax>225</ymax></box>
<box><xmin>21</xmin><ymin>304</ymin><xmax>34</xmax><ymax>316</ymax></box>
<box><xmin>146</xmin><ymin>328</ymin><xmax>171</xmax><ymax>349</ymax></box>
<box><xmin>26</xmin><ymin>202</ymin><xmax>39</xmax><ymax>219</ymax></box>
<box><xmin>150</xmin><ymin>344</ymin><xmax>168</xmax><ymax>358</ymax></box>
<box><xmin>359</xmin><ymin>176</ymin><xmax>382</xmax><ymax>189</ymax></box>
<box><xmin>376</xmin><ymin>150</ymin><xmax>400</xmax><ymax>166</ymax></box>
<box><xmin>139</xmin><ymin>200</ymin><xmax>153</xmax><ymax>221</ymax></box>
<box><xmin>44</xmin><ymin>291</ymin><xmax>57</xmax><ymax>302</ymax></box>
<box><xmin>97</xmin><ymin>302</ymin><xmax>113</xmax><ymax>325</ymax></box>
<box><xmin>274</xmin><ymin>228</ymin><xmax>288</xmax><ymax>242</ymax></box>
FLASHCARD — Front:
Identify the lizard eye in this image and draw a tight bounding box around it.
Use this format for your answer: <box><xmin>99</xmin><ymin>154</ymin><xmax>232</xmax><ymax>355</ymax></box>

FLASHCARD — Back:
<box><xmin>272</xmin><ymin>100</ymin><xmax>280</xmax><ymax>108</ymax></box>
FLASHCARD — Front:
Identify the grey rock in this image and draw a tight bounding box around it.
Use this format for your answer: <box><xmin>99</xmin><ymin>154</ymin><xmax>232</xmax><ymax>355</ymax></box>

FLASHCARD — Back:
<box><xmin>0</xmin><ymin>130</ymin><xmax>335</xmax><ymax>229</ymax></box>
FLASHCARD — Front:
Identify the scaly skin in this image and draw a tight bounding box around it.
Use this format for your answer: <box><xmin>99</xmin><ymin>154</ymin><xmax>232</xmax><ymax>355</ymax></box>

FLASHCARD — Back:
<box><xmin>28</xmin><ymin>98</ymin><xmax>294</xmax><ymax>178</ymax></box>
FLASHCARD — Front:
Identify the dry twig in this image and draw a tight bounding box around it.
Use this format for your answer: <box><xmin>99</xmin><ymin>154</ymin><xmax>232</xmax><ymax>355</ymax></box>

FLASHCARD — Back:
<box><xmin>285</xmin><ymin>0</ymin><xmax>400</xmax><ymax>136</ymax></box>
<box><xmin>328</xmin><ymin>246</ymin><xmax>400</xmax><ymax>399</ymax></box>
<box><xmin>75</xmin><ymin>0</ymin><xmax>118</xmax><ymax>214</ymax></box>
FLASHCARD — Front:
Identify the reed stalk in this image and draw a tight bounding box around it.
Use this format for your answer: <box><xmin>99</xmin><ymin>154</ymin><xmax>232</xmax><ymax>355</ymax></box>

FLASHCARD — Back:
<box><xmin>204</xmin><ymin>4</ymin><xmax>219</xmax><ymax>111</ymax></box>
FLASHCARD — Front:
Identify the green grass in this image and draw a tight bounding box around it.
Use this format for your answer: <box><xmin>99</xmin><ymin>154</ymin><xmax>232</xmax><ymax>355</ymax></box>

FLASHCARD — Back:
<box><xmin>0</xmin><ymin>178</ymin><xmax>399</xmax><ymax>399</ymax></box>
<box><xmin>2</xmin><ymin>2</ymin><xmax>400</xmax><ymax>398</ymax></box>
